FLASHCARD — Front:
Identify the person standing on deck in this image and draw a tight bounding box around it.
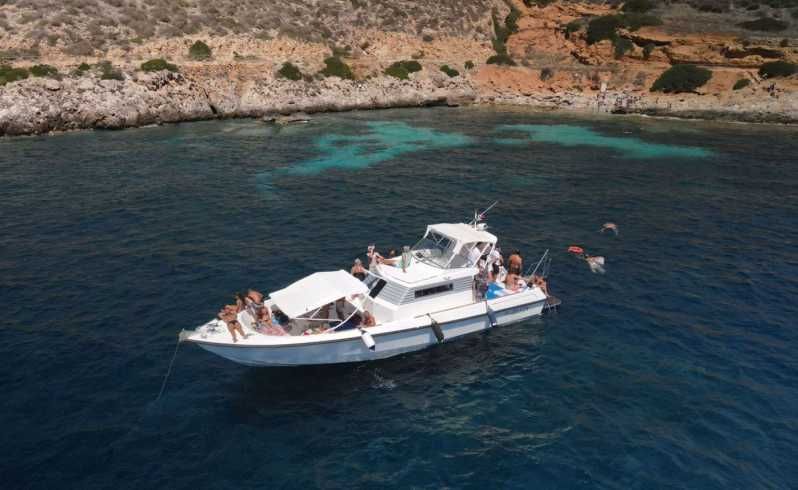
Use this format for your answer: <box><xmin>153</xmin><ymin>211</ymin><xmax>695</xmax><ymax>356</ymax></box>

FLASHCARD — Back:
<box><xmin>508</xmin><ymin>250</ymin><xmax>523</xmax><ymax>275</ymax></box>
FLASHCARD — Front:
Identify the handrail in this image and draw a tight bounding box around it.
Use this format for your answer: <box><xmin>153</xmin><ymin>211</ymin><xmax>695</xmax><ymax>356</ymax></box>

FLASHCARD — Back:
<box><xmin>525</xmin><ymin>249</ymin><xmax>549</xmax><ymax>279</ymax></box>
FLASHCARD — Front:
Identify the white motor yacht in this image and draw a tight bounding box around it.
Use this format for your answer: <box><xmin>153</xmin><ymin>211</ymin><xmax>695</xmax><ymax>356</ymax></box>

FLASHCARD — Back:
<box><xmin>182</xmin><ymin>218</ymin><xmax>558</xmax><ymax>366</ymax></box>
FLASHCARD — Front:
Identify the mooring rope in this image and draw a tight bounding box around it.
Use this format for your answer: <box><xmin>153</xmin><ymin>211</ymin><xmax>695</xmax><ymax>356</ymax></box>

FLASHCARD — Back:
<box><xmin>156</xmin><ymin>334</ymin><xmax>183</xmax><ymax>401</ymax></box>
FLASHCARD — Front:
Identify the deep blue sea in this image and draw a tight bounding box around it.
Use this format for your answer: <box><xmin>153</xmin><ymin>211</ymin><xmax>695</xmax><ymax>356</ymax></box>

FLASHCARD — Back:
<box><xmin>1</xmin><ymin>107</ymin><xmax>797</xmax><ymax>489</ymax></box>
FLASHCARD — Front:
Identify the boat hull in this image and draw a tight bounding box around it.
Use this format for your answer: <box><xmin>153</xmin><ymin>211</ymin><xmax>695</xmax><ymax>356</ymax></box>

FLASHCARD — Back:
<box><xmin>189</xmin><ymin>290</ymin><xmax>549</xmax><ymax>367</ymax></box>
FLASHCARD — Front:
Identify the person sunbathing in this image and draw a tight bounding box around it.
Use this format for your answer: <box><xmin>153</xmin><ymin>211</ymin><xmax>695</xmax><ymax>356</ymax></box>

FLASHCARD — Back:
<box><xmin>362</xmin><ymin>311</ymin><xmax>376</xmax><ymax>327</ymax></box>
<box><xmin>253</xmin><ymin>303</ymin><xmax>288</xmax><ymax>336</ymax></box>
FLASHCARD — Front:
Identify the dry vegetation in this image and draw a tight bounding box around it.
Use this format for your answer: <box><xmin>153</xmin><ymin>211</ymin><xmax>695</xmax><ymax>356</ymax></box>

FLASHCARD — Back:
<box><xmin>0</xmin><ymin>0</ymin><xmax>501</xmax><ymax>58</ymax></box>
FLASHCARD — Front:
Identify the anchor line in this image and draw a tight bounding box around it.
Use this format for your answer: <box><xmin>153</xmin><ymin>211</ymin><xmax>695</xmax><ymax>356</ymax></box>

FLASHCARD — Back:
<box><xmin>156</xmin><ymin>334</ymin><xmax>183</xmax><ymax>401</ymax></box>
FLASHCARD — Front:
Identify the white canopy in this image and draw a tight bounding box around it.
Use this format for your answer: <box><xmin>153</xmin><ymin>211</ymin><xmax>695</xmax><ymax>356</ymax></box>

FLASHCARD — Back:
<box><xmin>427</xmin><ymin>223</ymin><xmax>497</xmax><ymax>245</ymax></box>
<box><xmin>269</xmin><ymin>270</ymin><xmax>369</xmax><ymax>319</ymax></box>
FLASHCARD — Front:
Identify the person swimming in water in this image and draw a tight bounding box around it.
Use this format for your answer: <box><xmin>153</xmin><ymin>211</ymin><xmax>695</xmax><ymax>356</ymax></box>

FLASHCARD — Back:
<box><xmin>600</xmin><ymin>223</ymin><xmax>619</xmax><ymax>235</ymax></box>
<box><xmin>568</xmin><ymin>245</ymin><xmax>606</xmax><ymax>274</ymax></box>
<box><xmin>585</xmin><ymin>255</ymin><xmax>606</xmax><ymax>274</ymax></box>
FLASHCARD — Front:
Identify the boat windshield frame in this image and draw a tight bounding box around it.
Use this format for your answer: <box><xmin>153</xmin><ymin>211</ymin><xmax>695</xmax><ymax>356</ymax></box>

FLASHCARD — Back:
<box><xmin>411</xmin><ymin>231</ymin><xmax>493</xmax><ymax>270</ymax></box>
<box><xmin>411</xmin><ymin>231</ymin><xmax>458</xmax><ymax>268</ymax></box>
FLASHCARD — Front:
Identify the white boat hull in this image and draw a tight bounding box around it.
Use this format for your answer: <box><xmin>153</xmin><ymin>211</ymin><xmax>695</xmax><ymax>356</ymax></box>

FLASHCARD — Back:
<box><xmin>187</xmin><ymin>289</ymin><xmax>550</xmax><ymax>367</ymax></box>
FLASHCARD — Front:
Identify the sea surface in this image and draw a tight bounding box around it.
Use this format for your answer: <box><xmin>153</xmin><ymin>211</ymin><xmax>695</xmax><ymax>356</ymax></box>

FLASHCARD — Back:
<box><xmin>1</xmin><ymin>107</ymin><xmax>797</xmax><ymax>489</ymax></box>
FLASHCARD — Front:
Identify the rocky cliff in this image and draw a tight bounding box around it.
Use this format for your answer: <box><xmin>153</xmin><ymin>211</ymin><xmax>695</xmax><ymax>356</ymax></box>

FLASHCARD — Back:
<box><xmin>1</xmin><ymin>0</ymin><xmax>797</xmax><ymax>135</ymax></box>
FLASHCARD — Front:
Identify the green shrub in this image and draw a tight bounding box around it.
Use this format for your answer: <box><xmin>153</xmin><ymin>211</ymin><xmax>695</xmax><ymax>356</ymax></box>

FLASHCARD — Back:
<box><xmin>440</xmin><ymin>65</ymin><xmax>459</xmax><ymax>77</ymax></box>
<box><xmin>384</xmin><ymin>64</ymin><xmax>409</xmax><ymax>79</ymax></box>
<box><xmin>320</xmin><ymin>56</ymin><xmax>354</xmax><ymax>79</ymax></box>
<box><xmin>622</xmin><ymin>0</ymin><xmax>656</xmax><ymax>13</ymax></box>
<box><xmin>759</xmin><ymin>60</ymin><xmax>797</xmax><ymax>78</ymax></box>
<box><xmin>587</xmin><ymin>14</ymin><xmax>661</xmax><ymax>44</ymax></box>
<box><xmin>140</xmin><ymin>58</ymin><xmax>178</xmax><ymax>72</ymax></box>
<box><xmin>492</xmin><ymin>11</ymin><xmax>510</xmax><ymax>54</ymax></box>
<box><xmin>0</xmin><ymin>64</ymin><xmax>29</xmax><ymax>86</ymax></box>
<box><xmin>401</xmin><ymin>60</ymin><xmax>422</xmax><ymax>73</ymax></box>
<box><xmin>97</xmin><ymin>60</ymin><xmax>124</xmax><ymax>80</ymax></box>
<box><xmin>29</xmin><ymin>64</ymin><xmax>59</xmax><ymax>78</ymax></box>
<box><xmin>188</xmin><ymin>40</ymin><xmax>212</xmax><ymax>61</ymax></box>
<box><xmin>505</xmin><ymin>7</ymin><xmax>521</xmax><ymax>34</ymax></box>
<box><xmin>643</xmin><ymin>43</ymin><xmax>655</xmax><ymax>60</ymax></box>
<box><xmin>277</xmin><ymin>61</ymin><xmax>302</xmax><ymax>80</ymax></box>
<box><xmin>384</xmin><ymin>60</ymin><xmax>422</xmax><ymax>79</ymax></box>
<box><xmin>540</xmin><ymin>67</ymin><xmax>554</xmax><ymax>80</ymax></box>
<box><xmin>614</xmin><ymin>38</ymin><xmax>634</xmax><ymax>59</ymax></box>
<box><xmin>737</xmin><ymin>17</ymin><xmax>788</xmax><ymax>31</ymax></box>
<box><xmin>732</xmin><ymin>78</ymin><xmax>751</xmax><ymax>90</ymax></box>
<box><xmin>780</xmin><ymin>38</ymin><xmax>790</xmax><ymax>47</ymax></box>
<box><xmin>422</xmin><ymin>34</ymin><xmax>434</xmax><ymax>42</ymax></box>
<box><xmin>490</xmin><ymin>7</ymin><xmax>520</xmax><ymax>65</ymax></box>
<box><xmin>524</xmin><ymin>0</ymin><xmax>554</xmax><ymax>6</ymax></box>
<box><xmin>465</xmin><ymin>60</ymin><xmax>475</xmax><ymax>70</ymax></box>
<box><xmin>618</xmin><ymin>13</ymin><xmax>663</xmax><ymax>31</ymax></box>
<box><xmin>486</xmin><ymin>53</ymin><xmax>517</xmax><ymax>65</ymax></box>
<box><xmin>564</xmin><ymin>20</ymin><xmax>583</xmax><ymax>38</ymax></box>
<box><xmin>73</xmin><ymin>62</ymin><xmax>91</xmax><ymax>76</ymax></box>
<box><xmin>587</xmin><ymin>15</ymin><xmax>621</xmax><ymax>44</ymax></box>
<box><xmin>650</xmin><ymin>64</ymin><xmax>712</xmax><ymax>93</ymax></box>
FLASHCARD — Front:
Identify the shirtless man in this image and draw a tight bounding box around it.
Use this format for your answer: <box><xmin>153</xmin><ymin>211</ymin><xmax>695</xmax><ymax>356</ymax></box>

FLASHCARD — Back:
<box><xmin>508</xmin><ymin>250</ymin><xmax>523</xmax><ymax>275</ymax></box>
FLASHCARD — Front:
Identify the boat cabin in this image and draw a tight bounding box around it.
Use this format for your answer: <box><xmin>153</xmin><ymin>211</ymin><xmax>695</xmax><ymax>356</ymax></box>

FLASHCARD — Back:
<box><xmin>363</xmin><ymin>223</ymin><xmax>498</xmax><ymax>322</ymax></box>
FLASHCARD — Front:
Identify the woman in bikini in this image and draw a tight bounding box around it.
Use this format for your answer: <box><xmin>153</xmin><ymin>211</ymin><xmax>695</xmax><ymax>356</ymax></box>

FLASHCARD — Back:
<box><xmin>218</xmin><ymin>295</ymin><xmax>247</xmax><ymax>342</ymax></box>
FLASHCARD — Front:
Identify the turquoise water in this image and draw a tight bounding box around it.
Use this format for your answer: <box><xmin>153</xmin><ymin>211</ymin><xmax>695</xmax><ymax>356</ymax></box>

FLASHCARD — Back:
<box><xmin>1</xmin><ymin>107</ymin><xmax>797</xmax><ymax>489</ymax></box>
<box><xmin>495</xmin><ymin>124</ymin><xmax>712</xmax><ymax>158</ymax></box>
<box><xmin>257</xmin><ymin>121</ymin><xmax>471</xmax><ymax>191</ymax></box>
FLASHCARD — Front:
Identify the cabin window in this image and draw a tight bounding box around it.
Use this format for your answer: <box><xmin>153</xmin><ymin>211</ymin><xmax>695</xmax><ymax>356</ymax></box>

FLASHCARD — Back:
<box><xmin>369</xmin><ymin>279</ymin><xmax>387</xmax><ymax>298</ymax></box>
<box><xmin>414</xmin><ymin>283</ymin><xmax>454</xmax><ymax>299</ymax></box>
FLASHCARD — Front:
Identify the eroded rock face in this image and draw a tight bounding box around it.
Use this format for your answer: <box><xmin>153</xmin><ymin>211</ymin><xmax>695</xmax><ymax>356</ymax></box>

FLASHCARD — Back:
<box><xmin>0</xmin><ymin>70</ymin><xmax>477</xmax><ymax>136</ymax></box>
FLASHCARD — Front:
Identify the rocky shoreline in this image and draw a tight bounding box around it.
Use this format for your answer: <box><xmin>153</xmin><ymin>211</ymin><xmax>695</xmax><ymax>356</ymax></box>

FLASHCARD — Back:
<box><xmin>0</xmin><ymin>72</ymin><xmax>478</xmax><ymax>136</ymax></box>
<box><xmin>1</xmin><ymin>71</ymin><xmax>796</xmax><ymax>137</ymax></box>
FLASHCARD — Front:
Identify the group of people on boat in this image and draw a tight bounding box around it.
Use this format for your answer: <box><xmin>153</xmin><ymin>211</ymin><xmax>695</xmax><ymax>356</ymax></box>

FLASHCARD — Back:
<box><xmin>216</xmin><ymin>289</ymin><xmax>290</xmax><ymax>342</ymax></box>
<box><xmin>477</xmin><ymin>247</ymin><xmax>549</xmax><ymax>298</ymax></box>
<box><xmin>215</xmin><ymin>288</ymin><xmax>378</xmax><ymax>341</ymax></box>
<box><xmin>350</xmin><ymin>241</ymin><xmax>550</xmax><ymax>299</ymax></box>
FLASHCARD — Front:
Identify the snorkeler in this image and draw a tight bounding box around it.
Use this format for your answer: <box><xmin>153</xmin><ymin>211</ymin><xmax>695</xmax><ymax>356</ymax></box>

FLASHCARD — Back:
<box><xmin>600</xmin><ymin>222</ymin><xmax>619</xmax><ymax>235</ymax></box>
<box><xmin>568</xmin><ymin>245</ymin><xmax>606</xmax><ymax>274</ymax></box>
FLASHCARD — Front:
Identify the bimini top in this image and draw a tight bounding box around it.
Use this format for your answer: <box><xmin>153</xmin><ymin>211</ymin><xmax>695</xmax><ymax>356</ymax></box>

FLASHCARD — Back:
<box><xmin>426</xmin><ymin>223</ymin><xmax>497</xmax><ymax>245</ymax></box>
<box><xmin>269</xmin><ymin>270</ymin><xmax>369</xmax><ymax>318</ymax></box>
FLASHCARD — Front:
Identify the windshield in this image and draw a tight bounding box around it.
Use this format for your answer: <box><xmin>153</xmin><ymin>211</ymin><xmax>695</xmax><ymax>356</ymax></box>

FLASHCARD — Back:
<box><xmin>411</xmin><ymin>231</ymin><xmax>457</xmax><ymax>268</ymax></box>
